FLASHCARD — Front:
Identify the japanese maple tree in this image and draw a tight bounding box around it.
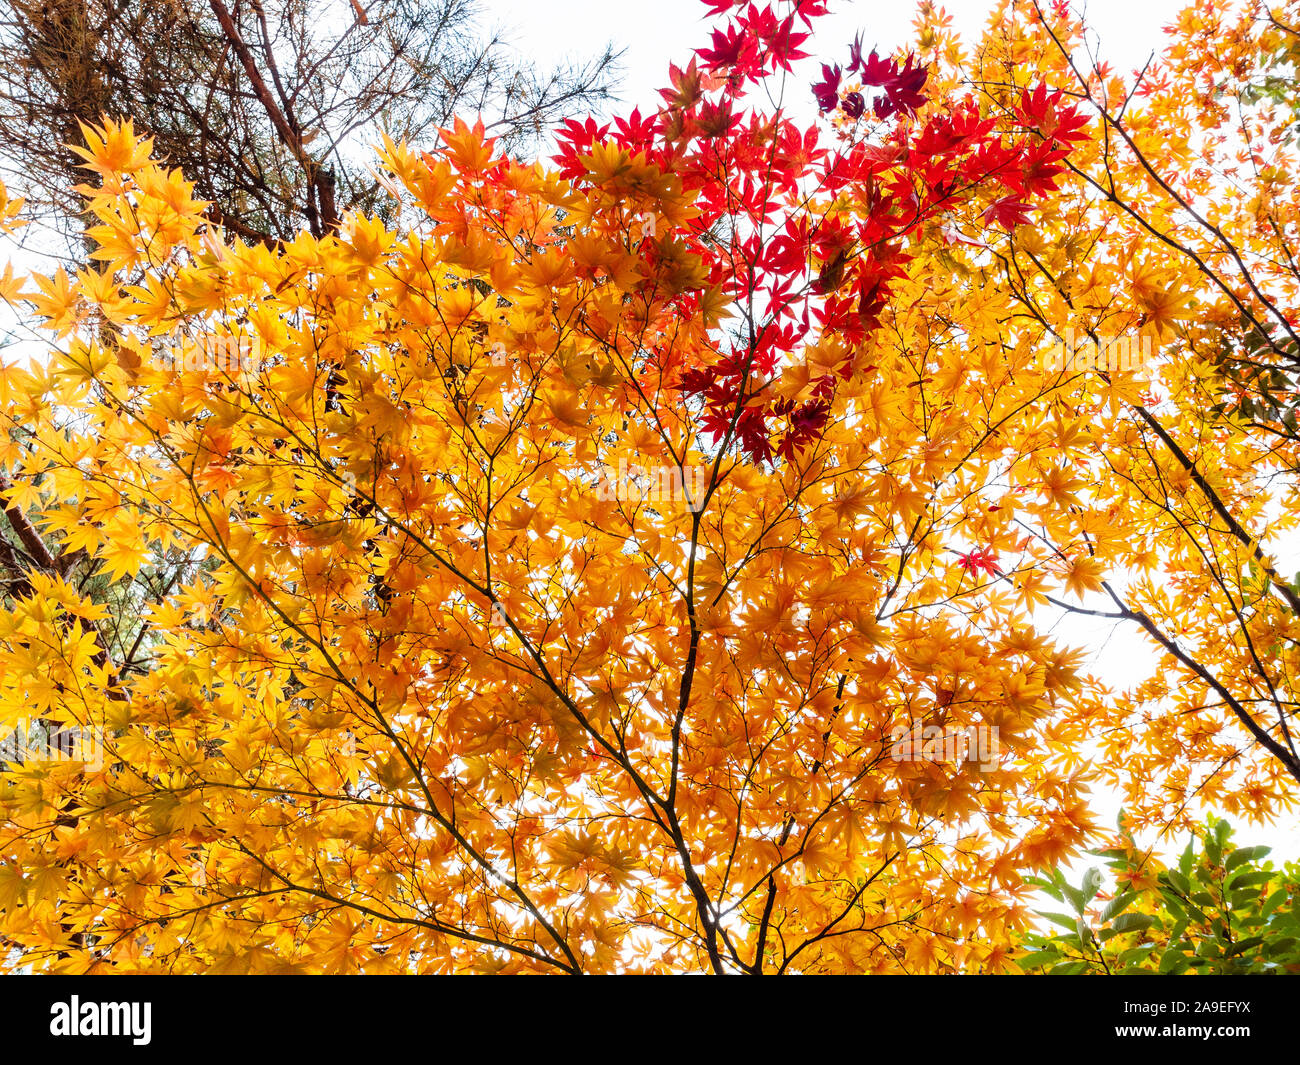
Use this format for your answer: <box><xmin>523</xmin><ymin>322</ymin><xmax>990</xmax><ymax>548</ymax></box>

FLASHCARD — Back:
<box><xmin>0</xmin><ymin>0</ymin><xmax>1129</xmax><ymax>974</ymax></box>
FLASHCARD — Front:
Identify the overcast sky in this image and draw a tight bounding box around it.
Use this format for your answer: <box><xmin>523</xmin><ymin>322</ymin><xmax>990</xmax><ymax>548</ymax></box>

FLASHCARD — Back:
<box><xmin>479</xmin><ymin>0</ymin><xmax>1192</xmax><ymax>114</ymax></box>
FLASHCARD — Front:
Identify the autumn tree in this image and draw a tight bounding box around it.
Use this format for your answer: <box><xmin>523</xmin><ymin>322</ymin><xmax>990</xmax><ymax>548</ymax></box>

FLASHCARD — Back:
<box><xmin>0</xmin><ymin>0</ymin><xmax>1111</xmax><ymax>973</ymax></box>
<box><xmin>0</xmin><ymin>0</ymin><xmax>620</xmax><ymax>725</ymax></box>
<box><xmin>900</xmin><ymin>0</ymin><xmax>1300</xmax><ymax>833</ymax></box>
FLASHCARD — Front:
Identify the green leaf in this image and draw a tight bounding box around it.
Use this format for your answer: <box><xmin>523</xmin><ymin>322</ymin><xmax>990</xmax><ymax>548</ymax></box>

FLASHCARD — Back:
<box><xmin>1015</xmin><ymin>949</ymin><xmax>1064</xmax><ymax>970</ymax></box>
<box><xmin>1028</xmin><ymin>877</ymin><xmax>1064</xmax><ymax>903</ymax></box>
<box><xmin>1077</xmin><ymin>917</ymin><xmax>1094</xmax><ymax>946</ymax></box>
<box><xmin>1225</xmin><ymin>936</ymin><xmax>1266</xmax><ymax>956</ymax></box>
<box><xmin>1260</xmin><ymin>888</ymin><xmax>1288</xmax><ymax>918</ymax></box>
<box><xmin>1090</xmin><ymin>847</ymin><xmax>1130</xmax><ymax>861</ymax></box>
<box><xmin>1110</xmin><ymin>913</ymin><xmax>1155</xmax><ymax>935</ymax></box>
<box><xmin>1101</xmin><ymin>890</ymin><xmax>1138</xmax><ymax>923</ymax></box>
<box><xmin>1040</xmin><ymin>910</ymin><xmax>1083</xmax><ymax>932</ymax></box>
<box><xmin>1118</xmin><ymin>944</ymin><xmax>1157</xmax><ymax>967</ymax></box>
<box><xmin>1225</xmin><ymin>845</ymin><xmax>1271</xmax><ymax>871</ymax></box>
<box><xmin>1211</xmin><ymin>819</ymin><xmax>1232</xmax><ymax>863</ymax></box>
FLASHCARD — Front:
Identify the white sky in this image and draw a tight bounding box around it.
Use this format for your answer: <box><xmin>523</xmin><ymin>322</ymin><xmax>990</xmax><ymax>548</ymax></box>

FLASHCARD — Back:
<box><xmin>479</xmin><ymin>0</ymin><xmax>1190</xmax><ymax>114</ymax></box>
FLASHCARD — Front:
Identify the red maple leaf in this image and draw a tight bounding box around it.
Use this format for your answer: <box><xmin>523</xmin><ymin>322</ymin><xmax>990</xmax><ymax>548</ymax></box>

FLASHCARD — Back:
<box><xmin>956</xmin><ymin>546</ymin><xmax>1002</xmax><ymax>577</ymax></box>
<box><xmin>982</xmin><ymin>196</ymin><xmax>1034</xmax><ymax>230</ymax></box>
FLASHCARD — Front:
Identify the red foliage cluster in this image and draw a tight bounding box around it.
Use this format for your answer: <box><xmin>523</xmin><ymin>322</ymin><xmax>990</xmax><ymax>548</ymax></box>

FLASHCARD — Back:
<box><xmin>556</xmin><ymin>1</ymin><xmax>1091</xmax><ymax>464</ymax></box>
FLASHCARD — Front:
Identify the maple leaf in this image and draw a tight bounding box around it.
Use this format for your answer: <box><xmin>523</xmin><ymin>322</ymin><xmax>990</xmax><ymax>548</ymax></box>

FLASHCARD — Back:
<box><xmin>859</xmin><ymin>51</ymin><xmax>929</xmax><ymax>117</ymax></box>
<box><xmin>70</xmin><ymin>118</ymin><xmax>154</xmax><ymax>176</ymax></box>
<box><xmin>1061</xmin><ymin>556</ymin><xmax>1105</xmax><ymax>599</ymax></box>
<box><xmin>811</xmin><ymin>63</ymin><xmax>842</xmax><ymax>112</ymax></box>
<box><xmin>983</xmin><ymin>196</ymin><xmax>1035</xmax><ymax>230</ymax></box>
<box><xmin>762</xmin><ymin>12</ymin><xmax>810</xmax><ymax>70</ymax></box>
<box><xmin>956</xmin><ymin>546</ymin><xmax>1002</xmax><ymax>577</ymax></box>
<box><xmin>660</xmin><ymin>59</ymin><xmax>705</xmax><ymax>111</ymax></box>
<box><xmin>698</xmin><ymin>24</ymin><xmax>758</xmax><ymax>74</ymax></box>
